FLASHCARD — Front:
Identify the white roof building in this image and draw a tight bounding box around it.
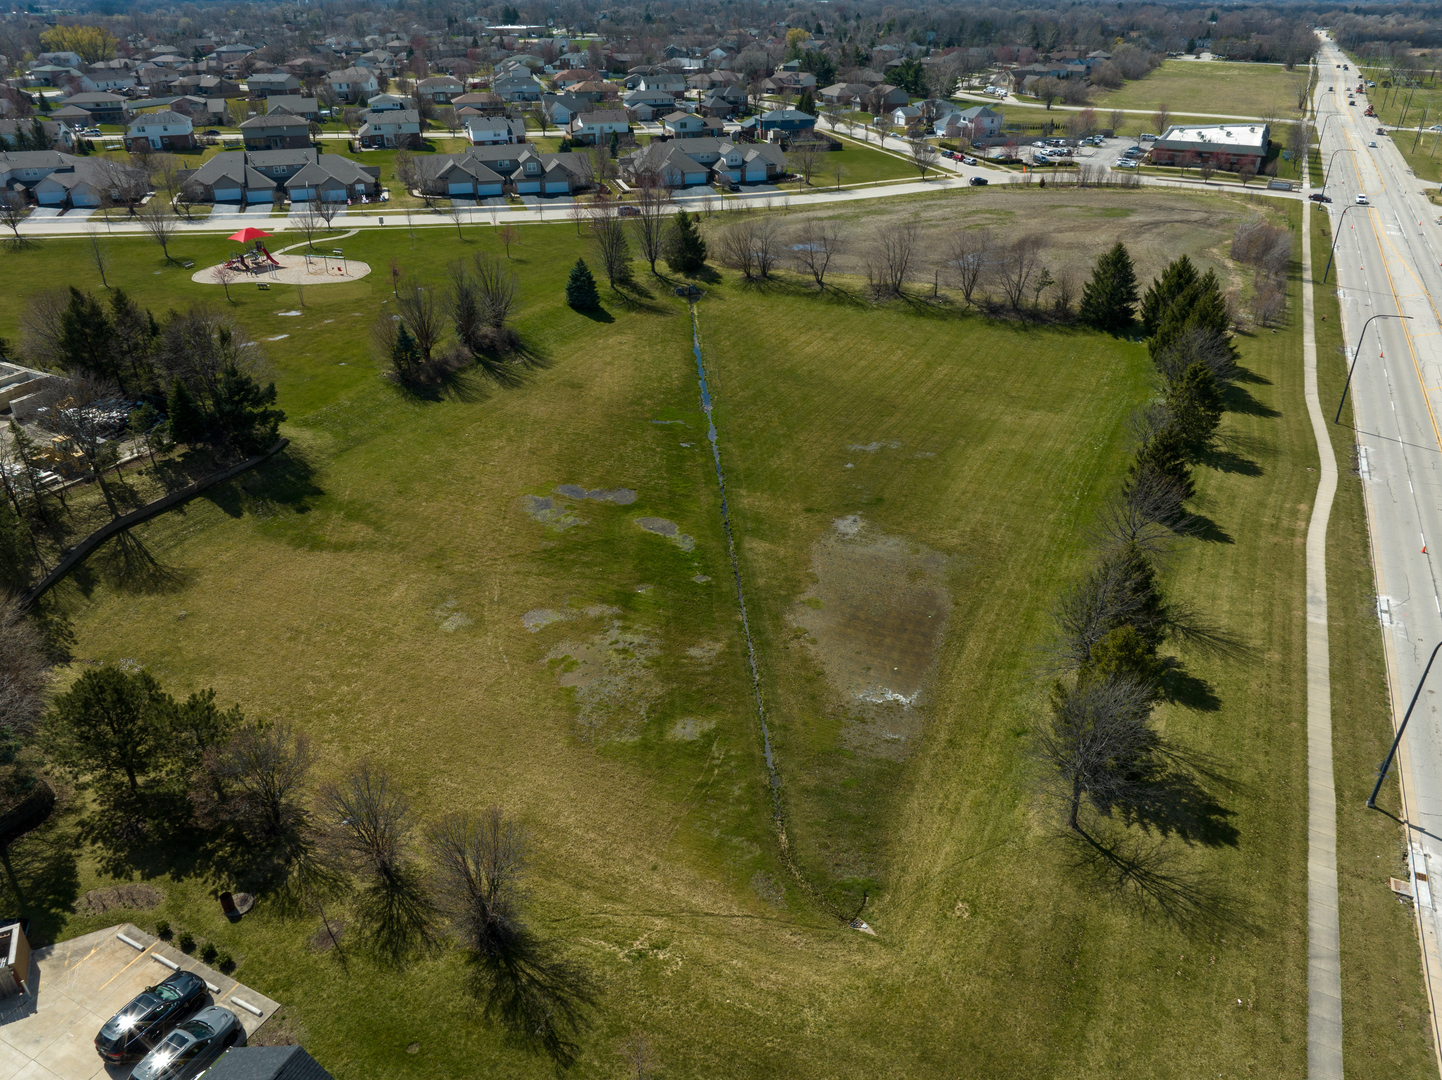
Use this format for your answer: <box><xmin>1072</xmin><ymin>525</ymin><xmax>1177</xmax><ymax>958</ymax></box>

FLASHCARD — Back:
<box><xmin>1153</xmin><ymin>122</ymin><xmax>1269</xmax><ymax>160</ymax></box>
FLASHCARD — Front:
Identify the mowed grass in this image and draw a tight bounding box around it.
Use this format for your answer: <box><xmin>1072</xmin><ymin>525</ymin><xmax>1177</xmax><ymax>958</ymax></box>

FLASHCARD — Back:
<box><xmin>0</xmin><ymin>190</ymin><xmax>1428</xmax><ymax>1077</ymax></box>
<box><xmin>781</xmin><ymin>135</ymin><xmax>923</xmax><ymax>188</ymax></box>
<box><xmin>1090</xmin><ymin>60</ymin><xmax>1309</xmax><ymax>120</ymax></box>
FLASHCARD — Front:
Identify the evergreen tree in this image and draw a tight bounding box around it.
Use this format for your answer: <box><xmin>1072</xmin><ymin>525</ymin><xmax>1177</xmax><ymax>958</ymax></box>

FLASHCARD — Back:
<box><xmin>0</xmin><ymin>498</ymin><xmax>33</xmax><ymax>593</ymax></box>
<box><xmin>795</xmin><ymin>88</ymin><xmax>817</xmax><ymax>116</ymax></box>
<box><xmin>664</xmin><ymin>209</ymin><xmax>708</xmax><ymax>274</ymax></box>
<box><xmin>566</xmin><ymin>258</ymin><xmax>601</xmax><ymax>309</ymax></box>
<box><xmin>1076</xmin><ymin>241</ymin><xmax>1139</xmax><ymax>334</ymax></box>
<box><xmin>108</xmin><ymin>289</ymin><xmax>154</xmax><ymax>391</ymax></box>
<box><xmin>58</xmin><ymin>287</ymin><xmax>120</xmax><ymax>386</ymax></box>
<box><xmin>390</xmin><ymin>323</ymin><xmax>422</xmax><ymax>379</ymax></box>
<box><xmin>212</xmin><ymin>365</ymin><xmax>285</xmax><ymax>455</ymax></box>
<box><xmin>165</xmin><ymin>378</ymin><xmax>207</xmax><ymax>446</ymax></box>
<box><xmin>1139</xmin><ymin>255</ymin><xmax>1199</xmax><ymax>336</ymax></box>
<box><xmin>1164</xmin><ymin>360</ymin><xmax>1224</xmax><ymax>448</ymax></box>
<box><xmin>1149</xmin><ymin>269</ymin><xmax>1233</xmax><ymax>359</ymax></box>
<box><xmin>41</xmin><ymin>665</ymin><xmax>172</xmax><ymax>796</ymax></box>
<box><xmin>608</xmin><ymin>130</ymin><xmax>620</xmax><ymax>158</ymax></box>
<box><xmin>1128</xmin><ymin>419</ymin><xmax>1194</xmax><ymax>499</ymax></box>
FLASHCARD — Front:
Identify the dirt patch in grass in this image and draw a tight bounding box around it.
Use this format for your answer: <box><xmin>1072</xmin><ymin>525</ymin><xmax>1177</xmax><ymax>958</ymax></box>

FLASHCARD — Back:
<box><xmin>76</xmin><ymin>884</ymin><xmax>164</xmax><ymax>915</ymax></box>
<box><xmin>521</xmin><ymin>494</ymin><xmax>580</xmax><ymax>531</ymax></box>
<box><xmin>636</xmin><ymin>516</ymin><xmax>695</xmax><ymax>552</ymax></box>
<box><xmin>789</xmin><ymin>514</ymin><xmax>949</xmax><ymax>759</ymax></box>
<box><xmin>543</xmin><ymin>612</ymin><xmax>662</xmax><ymax>743</ymax></box>
<box><xmin>555</xmin><ymin>484</ymin><xmax>637</xmax><ymax>504</ymax></box>
<box><xmin>308</xmin><ymin>920</ymin><xmax>345</xmax><ymax>953</ymax></box>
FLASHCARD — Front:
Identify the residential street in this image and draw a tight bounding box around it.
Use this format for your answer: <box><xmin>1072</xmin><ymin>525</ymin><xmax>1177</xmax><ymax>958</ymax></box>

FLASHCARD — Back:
<box><xmin>1313</xmin><ymin>32</ymin><xmax>1442</xmax><ymax>1052</ymax></box>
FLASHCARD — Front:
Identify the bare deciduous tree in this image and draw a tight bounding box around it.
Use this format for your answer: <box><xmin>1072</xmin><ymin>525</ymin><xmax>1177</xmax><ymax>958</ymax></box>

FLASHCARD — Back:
<box><xmin>994</xmin><ymin>235</ymin><xmax>1046</xmax><ymax>315</ymax></box>
<box><xmin>944</xmin><ymin>228</ymin><xmax>993</xmax><ymax>308</ymax></box>
<box><xmin>211</xmin><ymin>262</ymin><xmax>237</xmax><ymax>302</ymax></box>
<box><xmin>0</xmin><ymin>597</ymin><xmax>49</xmax><ymax>750</ymax></box>
<box><xmin>291</xmin><ymin>201</ymin><xmax>322</xmax><ymax>248</ymax></box>
<box><xmin>909</xmin><ymin>138</ymin><xmax>940</xmax><ymax>180</ymax></box>
<box><xmin>18</xmin><ymin>290</ymin><xmax>69</xmax><ymax>370</ymax></box>
<box><xmin>716</xmin><ymin>217</ymin><xmax>781</xmax><ymax>281</ymax></box>
<box><xmin>316</xmin><ymin>199</ymin><xmax>341</xmax><ymax>232</ymax></box>
<box><xmin>214</xmin><ymin>719</ymin><xmax>317</xmax><ymax>843</ymax></box>
<box><xmin>788</xmin><ymin>137</ymin><xmax>823</xmax><ymax>185</ymax></box>
<box><xmin>1109</xmin><ymin>109</ymin><xmax>1126</xmax><ymax>136</ymax></box>
<box><xmin>86</xmin><ymin>229</ymin><xmax>110</xmax><ymax>287</ymax></box>
<box><xmin>0</xmin><ymin>192</ymin><xmax>28</xmax><ymax>247</ymax></box>
<box><xmin>138</xmin><ymin>202</ymin><xmax>180</xmax><ymax>262</ymax></box>
<box><xmin>790</xmin><ymin>218</ymin><xmax>843</xmax><ymax>288</ymax></box>
<box><xmin>393</xmin><ymin>278</ymin><xmax>446</xmax><ymax>363</ymax></box>
<box><xmin>1152</xmin><ymin>103</ymin><xmax>1171</xmax><ymax>136</ymax></box>
<box><xmin>631</xmin><ymin>170</ymin><xmax>673</xmax><ymax>274</ymax></box>
<box><xmin>866</xmin><ymin>219</ymin><xmax>918</xmax><ymax>298</ymax></box>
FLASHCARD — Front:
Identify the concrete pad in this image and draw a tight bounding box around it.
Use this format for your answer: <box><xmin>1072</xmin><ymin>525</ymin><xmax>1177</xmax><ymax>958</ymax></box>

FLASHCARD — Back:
<box><xmin>0</xmin><ymin>924</ymin><xmax>280</xmax><ymax>1080</ymax></box>
<box><xmin>27</xmin><ymin>208</ymin><xmax>61</xmax><ymax>220</ymax></box>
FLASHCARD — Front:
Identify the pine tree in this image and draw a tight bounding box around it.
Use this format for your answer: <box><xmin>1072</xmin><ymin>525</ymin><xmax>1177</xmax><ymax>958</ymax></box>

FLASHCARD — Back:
<box><xmin>1076</xmin><ymin>242</ymin><xmax>1138</xmax><ymax>334</ymax></box>
<box><xmin>1149</xmin><ymin>269</ymin><xmax>1233</xmax><ymax>359</ymax></box>
<box><xmin>1139</xmin><ymin>255</ymin><xmax>1198</xmax><ymax>336</ymax></box>
<box><xmin>390</xmin><ymin>323</ymin><xmax>422</xmax><ymax>378</ymax></box>
<box><xmin>165</xmin><ymin>378</ymin><xmax>207</xmax><ymax>446</ymax></box>
<box><xmin>608</xmin><ymin>130</ymin><xmax>620</xmax><ymax>158</ymax></box>
<box><xmin>796</xmin><ymin>88</ymin><xmax>817</xmax><ymax>116</ymax></box>
<box><xmin>566</xmin><ymin>258</ymin><xmax>601</xmax><ymax>310</ymax></box>
<box><xmin>1164</xmin><ymin>360</ymin><xmax>1224</xmax><ymax>448</ymax></box>
<box><xmin>664</xmin><ymin>210</ymin><xmax>708</xmax><ymax>274</ymax></box>
<box><xmin>58</xmin><ymin>287</ymin><xmax>121</xmax><ymax>387</ymax></box>
<box><xmin>1128</xmin><ymin>420</ymin><xmax>1194</xmax><ymax>499</ymax></box>
<box><xmin>212</xmin><ymin>364</ymin><xmax>285</xmax><ymax>455</ymax></box>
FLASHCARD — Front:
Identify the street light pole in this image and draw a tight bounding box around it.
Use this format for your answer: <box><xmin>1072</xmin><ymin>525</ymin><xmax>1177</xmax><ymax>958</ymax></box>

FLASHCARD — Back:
<box><xmin>1322</xmin><ymin>146</ymin><xmax>1355</xmax><ymax>193</ymax></box>
<box><xmin>1336</xmin><ymin>312</ymin><xmax>1411</xmax><ymax>423</ymax></box>
<box><xmin>1368</xmin><ymin>641</ymin><xmax>1442</xmax><ymax>809</ymax></box>
<box><xmin>1322</xmin><ymin>200</ymin><xmax>1361</xmax><ymax>283</ymax></box>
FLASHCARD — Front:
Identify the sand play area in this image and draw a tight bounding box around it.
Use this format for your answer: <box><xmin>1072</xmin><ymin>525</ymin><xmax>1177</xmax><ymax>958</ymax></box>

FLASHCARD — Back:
<box><xmin>192</xmin><ymin>252</ymin><xmax>371</xmax><ymax>286</ymax></box>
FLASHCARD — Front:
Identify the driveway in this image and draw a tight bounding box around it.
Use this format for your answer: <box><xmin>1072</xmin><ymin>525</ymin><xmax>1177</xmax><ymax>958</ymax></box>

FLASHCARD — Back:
<box><xmin>0</xmin><ymin>923</ymin><xmax>280</xmax><ymax>1080</ymax></box>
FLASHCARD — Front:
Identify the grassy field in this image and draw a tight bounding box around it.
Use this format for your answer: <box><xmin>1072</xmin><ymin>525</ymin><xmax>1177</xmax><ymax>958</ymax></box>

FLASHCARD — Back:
<box><xmin>1090</xmin><ymin>60</ymin><xmax>1309</xmax><ymax>121</ymax></box>
<box><xmin>0</xmin><ymin>188</ymin><xmax>1430</xmax><ymax>1077</ymax></box>
<box><xmin>790</xmin><ymin>134</ymin><xmax>934</xmax><ymax>187</ymax></box>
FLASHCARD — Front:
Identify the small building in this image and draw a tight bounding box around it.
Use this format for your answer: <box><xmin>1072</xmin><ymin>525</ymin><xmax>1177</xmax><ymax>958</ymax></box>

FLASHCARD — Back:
<box><xmin>60</xmin><ymin>92</ymin><xmax>131</xmax><ymax>126</ymax></box>
<box><xmin>240</xmin><ymin>112</ymin><xmax>311</xmax><ymax>151</ymax></box>
<box><xmin>245</xmin><ymin>72</ymin><xmax>302</xmax><ymax>99</ymax></box>
<box><xmin>758</xmin><ymin>108</ymin><xmax>816</xmax><ymax>136</ymax></box>
<box><xmin>569</xmin><ymin>111</ymin><xmax>630</xmax><ymax>144</ymax></box>
<box><xmin>464</xmin><ymin>116</ymin><xmax>527</xmax><ymax>145</ymax></box>
<box><xmin>192</xmin><ymin>1045</ymin><xmax>335</xmax><ymax>1080</ymax></box>
<box><xmin>955</xmin><ymin>105</ymin><xmax>1003</xmax><ymax>138</ymax></box>
<box><xmin>1150</xmin><ymin>122</ymin><xmax>1270</xmax><ymax>172</ymax></box>
<box><xmin>126</xmin><ymin>110</ymin><xmax>197</xmax><ymax>152</ymax></box>
<box><xmin>0</xmin><ymin>922</ymin><xmax>31</xmax><ymax>999</ymax></box>
<box><xmin>357</xmin><ymin>108</ymin><xmax>421</xmax><ymax>148</ymax></box>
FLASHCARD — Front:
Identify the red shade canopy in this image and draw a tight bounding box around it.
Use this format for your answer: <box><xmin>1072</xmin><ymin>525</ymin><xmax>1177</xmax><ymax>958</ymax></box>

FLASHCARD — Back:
<box><xmin>226</xmin><ymin>227</ymin><xmax>273</xmax><ymax>242</ymax></box>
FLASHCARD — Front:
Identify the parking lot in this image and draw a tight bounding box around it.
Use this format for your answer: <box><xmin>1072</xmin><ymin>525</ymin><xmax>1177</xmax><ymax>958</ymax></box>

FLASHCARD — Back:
<box><xmin>0</xmin><ymin>923</ymin><xmax>279</xmax><ymax>1080</ymax></box>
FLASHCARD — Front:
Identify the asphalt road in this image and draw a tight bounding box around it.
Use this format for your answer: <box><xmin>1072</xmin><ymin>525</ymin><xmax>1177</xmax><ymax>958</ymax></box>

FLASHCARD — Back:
<box><xmin>1312</xmin><ymin>33</ymin><xmax>1442</xmax><ymax>1036</ymax></box>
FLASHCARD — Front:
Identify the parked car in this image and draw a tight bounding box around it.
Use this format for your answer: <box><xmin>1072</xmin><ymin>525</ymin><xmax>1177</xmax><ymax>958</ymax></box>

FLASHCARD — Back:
<box><xmin>1309</xmin><ymin>193</ymin><xmax>1333</xmax><ymax>203</ymax></box>
<box><xmin>1430</xmin><ymin>125</ymin><xmax>1442</xmax><ymax>132</ymax></box>
<box><xmin>95</xmin><ymin>970</ymin><xmax>207</xmax><ymax>1065</ymax></box>
<box><xmin>969</xmin><ymin>176</ymin><xmax>988</xmax><ymax>186</ymax></box>
<box><xmin>962</xmin><ymin>155</ymin><xmax>978</xmax><ymax>165</ymax></box>
<box><xmin>1356</xmin><ymin>193</ymin><xmax>1369</xmax><ymax>204</ymax></box>
<box><xmin>1140</xmin><ymin>132</ymin><xmax>1157</xmax><ymax>140</ymax></box>
<box><xmin>1116</xmin><ymin>159</ymin><xmax>1139</xmax><ymax>168</ymax></box>
<box><xmin>617</xmin><ymin>205</ymin><xmax>640</xmax><ymax>217</ymax></box>
<box><xmin>130</xmin><ymin>1006</ymin><xmax>244</xmax><ymax>1080</ymax></box>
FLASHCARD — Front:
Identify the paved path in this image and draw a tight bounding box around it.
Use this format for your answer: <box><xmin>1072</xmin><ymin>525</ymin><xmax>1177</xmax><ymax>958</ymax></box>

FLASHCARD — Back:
<box><xmin>1300</xmin><ymin>183</ymin><xmax>1344</xmax><ymax>1079</ymax></box>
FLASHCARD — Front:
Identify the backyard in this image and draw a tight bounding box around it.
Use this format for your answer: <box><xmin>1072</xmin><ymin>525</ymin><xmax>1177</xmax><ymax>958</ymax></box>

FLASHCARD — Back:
<box><xmin>0</xmin><ymin>186</ymin><xmax>1430</xmax><ymax>1077</ymax></box>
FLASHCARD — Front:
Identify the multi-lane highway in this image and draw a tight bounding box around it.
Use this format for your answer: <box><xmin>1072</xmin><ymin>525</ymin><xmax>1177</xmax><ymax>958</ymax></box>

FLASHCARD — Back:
<box><xmin>1313</xmin><ymin>32</ymin><xmax>1442</xmax><ymax>1050</ymax></box>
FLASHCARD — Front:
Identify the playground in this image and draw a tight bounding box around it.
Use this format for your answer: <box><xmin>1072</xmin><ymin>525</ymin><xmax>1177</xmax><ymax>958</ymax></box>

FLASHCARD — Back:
<box><xmin>192</xmin><ymin>227</ymin><xmax>372</xmax><ymax>287</ymax></box>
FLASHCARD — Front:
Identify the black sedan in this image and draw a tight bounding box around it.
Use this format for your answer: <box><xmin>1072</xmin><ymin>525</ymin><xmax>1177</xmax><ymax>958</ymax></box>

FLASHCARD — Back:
<box><xmin>95</xmin><ymin>969</ymin><xmax>207</xmax><ymax>1064</ymax></box>
<box><xmin>1309</xmin><ymin>193</ymin><xmax>1334</xmax><ymax>203</ymax></box>
<box><xmin>969</xmin><ymin>176</ymin><xmax>989</xmax><ymax>186</ymax></box>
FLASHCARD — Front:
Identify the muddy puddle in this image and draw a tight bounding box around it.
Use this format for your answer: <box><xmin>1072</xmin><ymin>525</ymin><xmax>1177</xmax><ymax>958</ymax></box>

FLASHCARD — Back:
<box><xmin>789</xmin><ymin>515</ymin><xmax>949</xmax><ymax>759</ymax></box>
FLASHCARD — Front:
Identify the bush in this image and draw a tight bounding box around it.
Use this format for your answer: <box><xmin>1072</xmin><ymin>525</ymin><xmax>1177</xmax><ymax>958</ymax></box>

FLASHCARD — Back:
<box><xmin>200</xmin><ymin>941</ymin><xmax>218</xmax><ymax>964</ymax></box>
<box><xmin>154</xmin><ymin>919</ymin><xmax>171</xmax><ymax>940</ymax></box>
<box><xmin>177</xmin><ymin>930</ymin><xmax>195</xmax><ymax>953</ymax></box>
<box><xmin>217</xmin><ymin>952</ymin><xmax>236</xmax><ymax>974</ymax></box>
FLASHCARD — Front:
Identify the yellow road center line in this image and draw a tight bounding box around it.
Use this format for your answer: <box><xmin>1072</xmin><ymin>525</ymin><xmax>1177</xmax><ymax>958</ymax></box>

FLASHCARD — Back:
<box><xmin>1370</xmin><ymin>218</ymin><xmax>1442</xmax><ymax>452</ymax></box>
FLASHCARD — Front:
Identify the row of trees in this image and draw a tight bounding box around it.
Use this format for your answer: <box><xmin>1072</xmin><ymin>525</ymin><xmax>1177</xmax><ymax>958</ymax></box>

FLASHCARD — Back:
<box><xmin>1037</xmin><ymin>252</ymin><xmax>1240</xmax><ymax>897</ymax></box>
<box><xmin>1230</xmin><ymin>216</ymin><xmax>1292</xmax><ymax>328</ymax></box>
<box><xmin>377</xmin><ymin>253</ymin><xmax>520</xmax><ymax>386</ymax></box>
<box><xmin>26</xmin><ymin>663</ymin><xmax>593</xmax><ymax>1067</ymax></box>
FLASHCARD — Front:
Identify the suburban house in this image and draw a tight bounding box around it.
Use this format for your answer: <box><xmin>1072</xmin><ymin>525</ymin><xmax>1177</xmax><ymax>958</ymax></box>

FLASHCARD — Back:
<box><xmin>569</xmin><ymin>111</ymin><xmax>630</xmax><ymax>144</ymax></box>
<box><xmin>366</xmin><ymin>93</ymin><xmax>410</xmax><ymax>111</ymax></box>
<box><xmin>182</xmin><ymin>148</ymin><xmax>380</xmax><ymax>203</ymax></box>
<box><xmin>1149</xmin><ymin>123</ymin><xmax>1270</xmax><ymax>172</ymax></box>
<box><xmin>60</xmin><ymin>92</ymin><xmax>131</xmax><ymax>125</ymax></box>
<box><xmin>125</xmin><ymin>110</ymin><xmax>196</xmax><ymax>151</ymax></box>
<box><xmin>240</xmin><ymin>112</ymin><xmax>311</xmax><ymax>150</ymax></box>
<box><xmin>464</xmin><ymin>116</ymin><xmax>527</xmax><ymax>145</ymax></box>
<box><xmin>265</xmin><ymin>95</ymin><xmax>320</xmax><ymax>121</ymax></box>
<box><xmin>864</xmin><ymin>84</ymin><xmax>911</xmax><ymax>112</ymax></box>
<box><xmin>0</xmin><ymin>119</ymin><xmax>76</xmax><ymax>152</ymax></box>
<box><xmin>0</xmin><ymin>150</ymin><xmax>144</xmax><ymax>207</ymax></box>
<box><xmin>567</xmin><ymin>80</ymin><xmax>620</xmax><ymax>103</ymax></box>
<box><xmin>757</xmin><ymin>108</ymin><xmax>817</xmax><ymax>136</ymax></box>
<box><xmin>416</xmin><ymin>76</ymin><xmax>464</xmax><ymax>104</ymax></box>
<box><xmin>452</xmin><ymin>92</ymin><xmax>504</xmax><ymax>116</ymax></box>
<box><xmin>663</xmin><ymin>111</ymin><xmax>708</xmax><ymax>139</ymax></box>
<box><xmin>698</xmin><ymin>86</ymin><xmax>746</xmax><ymax>117</ymax></box>
<box><xmin>541</xmin><ymin>93</ymin><xmax>586</xmax><ymax>125</ymax></box>
<box><xmin>327</xmin><ymin>67</ymin><xmax>380</xmax><ymax>103</ymax></box>
<box><xmin>357</xmin><ymin>108</ymin><xmax>421</xmax><ymax>148</ymax></box>
<box><xmin>891</xmin><ymin>105</ymin><xmax>924</xmax><ymax>129</ymax></box>
<box><xmin>954</xmin><ymin>105</ymin><xmax>1003</xmax><ymax>137</ymax></box>
<box><xmin>494</xmin><ymin>73</ymin><xmax>544</xmax><ymax>102</ymax></box>
<box><xmin>415</xmin><ymin>146</ymin><xmax>591</xmax><ymax>196</ymax></box>
<box><xmin>621</xmin><ymin>137</ymin><xmax>786</xmax><ymax>187</ymax></box>
<box><xmin>245</xmin><ymin>72</ymin><xmax>302</xmax><ymax>99</ymax></box>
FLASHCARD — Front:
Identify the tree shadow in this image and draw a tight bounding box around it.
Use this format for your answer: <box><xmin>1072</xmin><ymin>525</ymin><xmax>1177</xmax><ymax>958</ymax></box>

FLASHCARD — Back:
<box><xmin>1157</xmin><ymin>665</ymin><xmax>1223</xmax><ymax>712</ymax></box>
<box><xmin>1231</xmin><ymin>363</ymin><xmax>1272</xmax><ymax>386</ymax></box>
<box><xmin>1177</xmin><ymin>512</ymin><xmax>1234</xmax><ymax>544</ymax></box>
<box><xmin>1223</xmin><ymin>382</ymin><xmax>1280</xmax><ymax>419</ymax></box>
<box><xmin>352</xmin><ymin>867</ymin><xmax>438</xmax><ymax>969</ymax></box>
<box><xmin>1196</xmin><ymin>445</ymin><xmax>1263</xmax><ymax>477</ymax></box>
<box><xmin>464</xmin><ymin>930</ymin><xmax>597</xmax><ymax>1073</ymax></box>
<box><xmin>573</xmin><ymin>306</ymin><xmax>614</xmax><ymax>323</ymax></box>
<box><xmin>76</xmin><ymin>786</ymin><xmax>215</xmax><ymax>883</ymax></box>
<box><xmin>1063</xmin><ymin>826</ymin><xmax>1252</xmax><ymax>936</ymax></box>
<box><xmin>91</xmin><ymin>530</ymin><xmax>190</xmax><ymax>596</ymax></box>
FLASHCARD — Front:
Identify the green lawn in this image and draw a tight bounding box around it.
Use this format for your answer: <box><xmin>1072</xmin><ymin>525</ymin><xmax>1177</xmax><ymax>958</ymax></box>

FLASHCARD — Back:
<box><xmin>0</xmin><ymin>190</ymin><xmax>1429</xmax><ymax>1078</ymax></box>
<box><xmin>1090</xmin><ymin>60</ymin><xmax>1310</xmax><ymax>121</ymax></box>
<box><xmin>798</xmin><ymin>134</ymin><xmax>941</xmax><ymax>185</ymax></box>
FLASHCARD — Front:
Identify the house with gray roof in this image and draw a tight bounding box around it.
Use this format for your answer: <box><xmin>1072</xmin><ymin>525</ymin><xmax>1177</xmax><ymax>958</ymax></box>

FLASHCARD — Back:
<box><xmin>245</xmin><ymin>72</ymin><xmax>302</xmax><ymax>99</ymax></box>
<box><xmin>126</xmin><ymin>110</ymin><xmax>196</xmax><ymax>151</ymax></box>
<box><xmin>240</xmin><ymin>111</ymin><xmax>310</xmax><ymax>150</ymax></box>
<box><xmin>621</xmin><ymin>137</ymin><xmax>786</xmax><ymax>187</ymax></box>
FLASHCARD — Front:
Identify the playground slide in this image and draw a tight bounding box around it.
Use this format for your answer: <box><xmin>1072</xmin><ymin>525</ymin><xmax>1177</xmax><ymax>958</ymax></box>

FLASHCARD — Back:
<box><xmin>258</xmin><ymin>245</ymin><xmax>281</xmax><ymax>267</ymax></box>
